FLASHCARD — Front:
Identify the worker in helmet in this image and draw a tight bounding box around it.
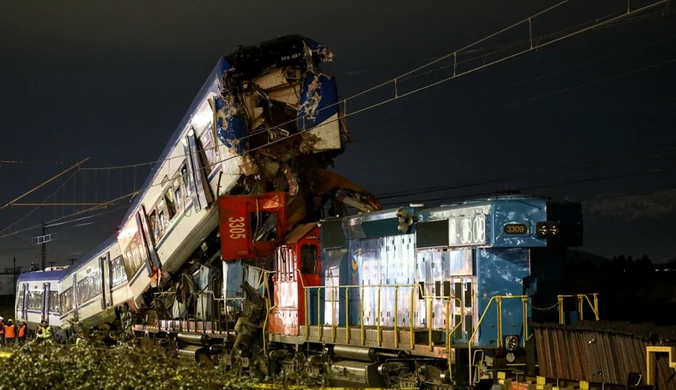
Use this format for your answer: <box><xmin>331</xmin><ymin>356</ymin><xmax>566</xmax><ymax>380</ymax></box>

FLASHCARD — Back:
<box><xmin>35</xmin><ymin>320</ymin><xmax>53</xmax><ymax>344</ymax></box>
<box><xmin>3</xmin><ymin>319</ymin><xmax>16</xmax><ymax>347</ymax></box>
<box><xmin>18</xmin><ymin>320</ymin><xmax>27</xmax><ymax>346</ymax></box>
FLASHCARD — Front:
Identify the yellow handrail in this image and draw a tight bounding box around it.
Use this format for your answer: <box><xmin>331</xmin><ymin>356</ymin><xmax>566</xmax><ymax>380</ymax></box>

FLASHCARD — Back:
<box><xmin>646</xmin><ymin>346</ymin><xmax>676</xmax><ymax>386</ymax></box>
<box><xmin>467</xmin><ymin>295</ymin><xmax>529</xmax><ymax>386</ymax></box>
<box><xmin>557</xmin><ymin>293</ymin><xmax>599</xmax><ymax>324</ymax></box>
<box><xmin>295</xmin><ymin>275</ymin><xmax>463</xmax><ymax>356</ymax></box>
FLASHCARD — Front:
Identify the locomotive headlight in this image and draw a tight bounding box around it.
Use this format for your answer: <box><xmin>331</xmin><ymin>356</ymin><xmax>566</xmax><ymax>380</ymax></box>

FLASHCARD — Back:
<box><xmin>505</xmin><ymin>335</ymin><xmax>519</xmax><ymax>352</ymax></box>
<box><xmin>549</xmin><ymin>224</ymin><xmax>559</xmax><ymax>236</ymax></box>
<box><xmin>536</xmin><ymin>222</ymin><xmax>560</xmax><ymax>238</ymax></box>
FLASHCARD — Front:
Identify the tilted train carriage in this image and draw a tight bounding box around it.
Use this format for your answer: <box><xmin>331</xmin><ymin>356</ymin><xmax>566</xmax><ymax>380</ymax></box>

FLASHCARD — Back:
<box><xmin>15</xmin><ymin>34</ymin><xmax>367</xmax><ymax>337</ymax></box>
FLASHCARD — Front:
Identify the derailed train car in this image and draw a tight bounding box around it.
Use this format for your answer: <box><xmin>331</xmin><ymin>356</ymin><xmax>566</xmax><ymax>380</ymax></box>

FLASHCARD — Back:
<box><xmin>115</xmin><ymin>34</ymin><xmax>366</xmax><ymax>315</ymax></box>
<box><xmin>15</xmin><ymin>35</ymin><xmax>376</xmax><ymax>343</ymax></box>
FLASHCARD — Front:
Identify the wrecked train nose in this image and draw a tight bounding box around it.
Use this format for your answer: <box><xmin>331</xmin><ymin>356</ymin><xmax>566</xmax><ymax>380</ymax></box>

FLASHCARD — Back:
<box><xmin>304</xmin><ymin>38</ymin><xmax>335</xmax><ymax>62</ymax></box>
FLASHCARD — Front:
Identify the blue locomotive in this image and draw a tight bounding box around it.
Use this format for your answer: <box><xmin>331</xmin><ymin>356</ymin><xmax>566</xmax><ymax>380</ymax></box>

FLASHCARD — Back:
<box><xmin>237</xmin><ymin>194</ymin><xmax>583</xmax><ymax>388</ymax></box>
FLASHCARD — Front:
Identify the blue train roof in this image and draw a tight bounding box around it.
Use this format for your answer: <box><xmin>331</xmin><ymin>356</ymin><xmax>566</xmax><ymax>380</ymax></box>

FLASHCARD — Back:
<box><xmin>68</xmin><ymin>235</ymin><xmax>118</xmax><ymax>274</ymax></box>
<box><xmin>17</xmin><ymin>269</ymin><xmax>67</xmax><ymax>283</ymax></box>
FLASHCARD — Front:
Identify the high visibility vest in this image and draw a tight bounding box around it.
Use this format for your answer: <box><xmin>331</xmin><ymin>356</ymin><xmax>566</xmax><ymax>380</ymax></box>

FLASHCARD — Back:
<box><xmin>37</xmin><ymin>326</ymin><xmax>52</xmax><ymax>339</ymax></box>
<box><xmin>4</xmin><ymin>325</ymin><xmax>15</xmax><ymax>339</ymax></box>
<box><xmin>18</xmin><ymin>325</ymin><xmax>26</xmax><ymax>338</ymax></box>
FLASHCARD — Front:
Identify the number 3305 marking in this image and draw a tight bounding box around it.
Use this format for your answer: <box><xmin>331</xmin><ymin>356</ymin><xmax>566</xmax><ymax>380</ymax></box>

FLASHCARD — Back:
<box><xmin>228</xmin><ymin>217</ymin><xmax>246</xmax><ymax>239</ymax></box>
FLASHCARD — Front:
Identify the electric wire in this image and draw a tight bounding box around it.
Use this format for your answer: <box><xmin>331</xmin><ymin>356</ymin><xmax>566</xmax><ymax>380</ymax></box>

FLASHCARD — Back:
<box><xmin>377</xmin><ymin>165</ymin><xmax>676</xmax><ymax>207</ymax></box>
<box><xmin>1</xmin><ymin>1</ymin><xmax>670</xmax><ymax>237</ymax></box>
<box><xmin>76</xmin><ymin>0</ymin><xmax>668</xmax><ymax>173</ymax></box>
<box><xmin>376</xmin><ymin>145</ymin><xmax>676</xmax><ymax>199</ymax></box>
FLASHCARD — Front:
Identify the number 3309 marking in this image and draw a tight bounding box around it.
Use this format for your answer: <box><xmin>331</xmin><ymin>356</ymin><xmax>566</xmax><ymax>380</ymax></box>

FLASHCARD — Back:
<box><xmin>228</xmin><ymin>217</ymin><xmax>246</xmax><ymax>239</ymax></box>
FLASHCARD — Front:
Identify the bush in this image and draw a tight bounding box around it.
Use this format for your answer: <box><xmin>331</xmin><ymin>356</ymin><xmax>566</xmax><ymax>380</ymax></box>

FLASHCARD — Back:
<box><xmin>0</xmin><ymin>340</ymin><xmax>262</xmax><ymax>390</ymax></box>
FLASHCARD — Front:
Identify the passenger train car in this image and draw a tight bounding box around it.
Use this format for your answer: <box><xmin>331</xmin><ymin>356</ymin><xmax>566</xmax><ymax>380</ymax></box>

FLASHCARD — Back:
<box><xmin>114</xmin><ymin>33</ymin><xmax>353</xmax><ymax>310</ymax></box>
<box><xmin>58</xmin><ymin>237</ymin><xmax>131</xmax><ymax>330</ymax></box>
<box><xmin>16</xmin><ymin>34</ymin><xmax>366</xmax><ymax>341</ymax></box>
<box><xmin>15</xmin><ymin>267</ymin><xmax>66</xmax><ymax>339</ymax></box>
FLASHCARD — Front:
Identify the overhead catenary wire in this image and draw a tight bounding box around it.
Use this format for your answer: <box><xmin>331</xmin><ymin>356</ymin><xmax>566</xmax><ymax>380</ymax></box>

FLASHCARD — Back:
<box><xmin>0</xmin><ymin>166</ymin><xmax>84</xmax><ymax>235</ymax></box>
<box><xmin>1</xmin><ymin>1</ymin><xmax>669</xmax><ymax>237</ymax></box>
<box><xmin>511</xmin><ymin>57</ymin><xmax>676</xmax><ymax>106</ymax></box>
<box><xmin>75</xmin><ymin>0</ymin><xmax>669</xmax><ymax>180</ymax></box>
<box><xmin>377</xmin><ymin>165</ymin><xmax>676</xmax><ymax>207</ymax></box>
<box><xmin>376</xmin><ymin>145</ymin><xmax>676</xmax><ymax>199</ymax></box>
<box><xmin>75</xmin><ymin>0</ymin><xmax>664</xmax><ymax>174</ymax></box>
<box><xmin>0</xmin><ymin>158</ymin><xmax>89</xmax><ymax>212</ymax></box>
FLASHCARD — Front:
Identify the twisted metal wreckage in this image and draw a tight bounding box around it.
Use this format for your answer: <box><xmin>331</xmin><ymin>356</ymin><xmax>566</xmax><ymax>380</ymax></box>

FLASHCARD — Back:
<box><xmin>140</xmin><ymin>36</ymin><xmax>380</xmax><ymax>330</ymax></box>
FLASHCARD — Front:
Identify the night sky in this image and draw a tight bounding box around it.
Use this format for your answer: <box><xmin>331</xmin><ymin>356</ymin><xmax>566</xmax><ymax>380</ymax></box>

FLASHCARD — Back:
<box><xmin>1</xmin><ymin>0</ymin><xmax>675</xmax><ymax>271</ymax></box>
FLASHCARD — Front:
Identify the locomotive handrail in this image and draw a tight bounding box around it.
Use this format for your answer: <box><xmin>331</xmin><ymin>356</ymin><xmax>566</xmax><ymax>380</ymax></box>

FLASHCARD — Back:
<box><xmin>556</xmin><ymin>293</ymin><xmax>599</xmax><ymax>324</ymax></box>
<box><xmin>467</xmin><ymin>295</ymin><xmax>529</xmax><ymax>387</ymax></box>
<box><xmin>295</xmin><ymin>269</ymin><xmax>463</xmax><ymax>375</ymax></box>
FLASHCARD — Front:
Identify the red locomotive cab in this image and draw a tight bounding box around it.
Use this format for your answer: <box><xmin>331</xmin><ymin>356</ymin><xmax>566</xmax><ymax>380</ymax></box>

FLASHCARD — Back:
<box><xmin>217</xmin><ymin>192</ymin><xmax>288</xmax><ymax>261</ymax></box>
<box><xmin>269</xmin><ymin>223</ymin><xmax>322</xmax><ymax>336</ymax></box>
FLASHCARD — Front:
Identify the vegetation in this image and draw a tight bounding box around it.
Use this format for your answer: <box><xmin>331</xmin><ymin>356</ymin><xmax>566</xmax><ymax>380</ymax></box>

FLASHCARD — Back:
<box><xmin>0</xmin><ymin>338</ymin><xmax>262</xmax><ymax>390</ymax></box>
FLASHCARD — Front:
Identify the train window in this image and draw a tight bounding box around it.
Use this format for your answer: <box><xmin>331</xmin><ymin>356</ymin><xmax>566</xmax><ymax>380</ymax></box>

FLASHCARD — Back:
<box><xmin>27</xmin><ymin>290</ymin><xmax>43</xmax><ymax>311</ymax></box>
<box><xmin>181</xmin><ymin>165</ymin><xmax>189</xmax><ymax>191</ymax></box>
<box><xmin>149</xmin><ymin>210</ymin><xmax>161</xmax><ymax>242</ymax></box>
<box><xmin>60</xmin><ymin>287</ymin><xmax>73</xmax><ymax>315</ymax></box>
<box><xmin>132</xmin><ymin>240</ymin><xmax>143</xmax><ymax>269</ymax></box>
<box><xmin>159</xmin><ymin>210</ymin><xmax>167</xmax><ymax>231</ymax></box>
<box><xmin>49</xmin><ymin>291</ymin><xmax>59</xmax><ymax>313</ymax></box>
<box><xmin>16</xmin><ymin>289</ymin><xmax>24</xmax><ymax>311</ymax></box>
<box><xmin>250</xmin><ymin>212</ymin><xmax>277</xmax><ymax>242</ymax></box>
<box><xmin>199</xmin><ymin>128</ymin><xmax>216</xmax><ymax>174</ymax></box>
<box><xmin>164</xmin><ymin>189</ymin><xmax>177</xmax><ymax>219</ymax></box>
<box><xmin>111</xmin><ymin>256</ymin><xmax>127</xmax><ymax>287</ymax></box>
<box><xmin>300</xmin><ymin>244</ymin><xmax>318</xmax><ymax>274</ymax></box>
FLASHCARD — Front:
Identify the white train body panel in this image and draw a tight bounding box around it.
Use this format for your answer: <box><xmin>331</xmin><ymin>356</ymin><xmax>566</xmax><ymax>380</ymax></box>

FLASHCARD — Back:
<box><xmin>58</xmin><ymin>238</ymin><xmax>132</xmax><ymax>330</ymax></box>
<box><xmin>118</xmin><ymin>85</ymin><xmax>241</xmax><ymax>308</ymax></box>
<box><xmin>15</xmin><ymin>269</ymin><xmax>65</xmax><ymax>335</ymax></box>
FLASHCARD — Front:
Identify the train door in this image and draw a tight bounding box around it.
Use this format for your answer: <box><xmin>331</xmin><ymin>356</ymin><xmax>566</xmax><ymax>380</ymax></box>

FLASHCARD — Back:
<box><xmin>183</xmin><ymin>127</ymin><xmax>212</xmax><ymax>212</ymax></box>
<box><xmin>42</xmin><ymin>282</ymin><xmax>50</xmax><ymax>321</ymax></box>
<box><xmin>21</xmin><ymin>283</ymin><xmax>28</xmax><ymax>320</ymax></box>
<box><xmin>100</xmin><ymin>253</ymin><xmax>113</xmax><ymax>309</ymax></box>
<box><xmin>73</xmin><ymin>274</ymin><xmax>79</xmax><ymax>322</ymax></box>
<box><xmin>136</xmin><ymin>208</ymin><xmax>161</xmax><ymax>274</ymax></box>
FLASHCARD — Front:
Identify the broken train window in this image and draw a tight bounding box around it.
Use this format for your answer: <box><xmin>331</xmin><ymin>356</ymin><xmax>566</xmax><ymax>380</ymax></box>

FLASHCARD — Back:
<box><xmin>250</xmin><ymin>211</ymin><xmax>277</xmax><ymax>242</ymax></box>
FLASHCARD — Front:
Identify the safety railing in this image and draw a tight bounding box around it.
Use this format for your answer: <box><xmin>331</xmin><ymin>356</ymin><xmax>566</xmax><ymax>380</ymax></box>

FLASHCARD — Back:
<box><xmin>296</xmin><ymin>270</ymin><xmax>464</xmax><ymax>380</ymax></box>
<box><xmin>467</xmin><ymin>295</ymin><xmax>529</xmax><ymax>386</ymax></box>
<box><xmin>557</xmin><ymin>293</ymin><xmax>599</xmax><ymax>324</ymax></box>
<box><xmin>645</xmin><ymin>345</ymin><xmax>676</xmax><ymax>386</ymax></box>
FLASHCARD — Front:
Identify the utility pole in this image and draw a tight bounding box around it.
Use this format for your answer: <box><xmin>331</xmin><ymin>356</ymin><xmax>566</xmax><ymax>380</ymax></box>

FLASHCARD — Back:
<box><xmin>41</xmin><ymin>222</ymin><xmax>47</xmax><ymax>270</ymax></box>
<box><xmin>13</xmin><ymin>256</ymin><xmax>17</xmax><ymax>292</ymax></box>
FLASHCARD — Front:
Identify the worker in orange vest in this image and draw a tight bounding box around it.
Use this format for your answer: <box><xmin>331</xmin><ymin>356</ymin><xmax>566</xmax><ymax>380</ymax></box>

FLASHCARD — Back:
<box><xmin>4</xmin><ymin>319</ymin><xmax>16</xmax><ymax>346</ymax></box>
<box><xmin>18</xmin><ymin>320</ymin><xmax>27</xmax><ymax>346</ymax></box>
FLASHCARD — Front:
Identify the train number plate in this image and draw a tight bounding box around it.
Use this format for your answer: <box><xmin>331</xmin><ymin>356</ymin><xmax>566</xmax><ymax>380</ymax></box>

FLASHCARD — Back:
<box><xmin>503</xmin><ymin>223</ymin><xmax>528</xmax><ymax>235</ymax></box>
